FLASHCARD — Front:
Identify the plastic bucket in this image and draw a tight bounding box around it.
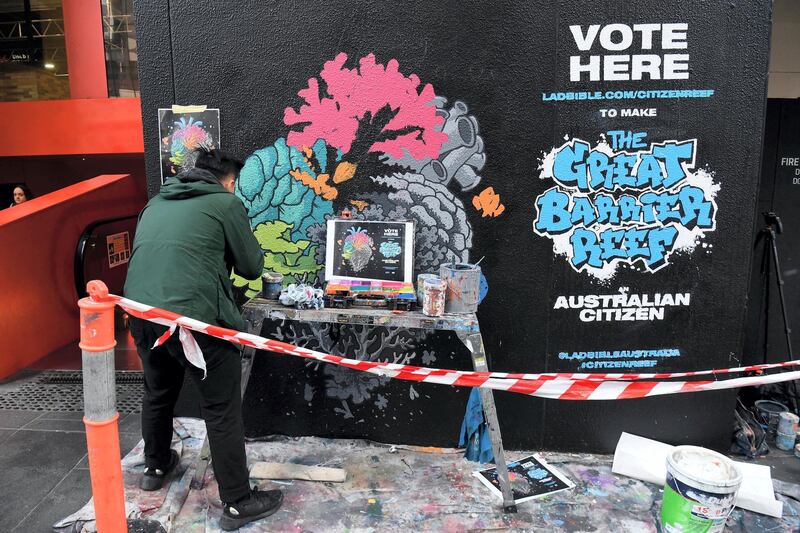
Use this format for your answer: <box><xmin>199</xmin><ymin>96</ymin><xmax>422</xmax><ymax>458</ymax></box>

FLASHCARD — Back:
<box><xmin>661</xmin><ymin>446</ymin><xmax>743</xmax><ymax>533</ymax></box>
<box><xmin>776</xmin><ymin>431</ymin><xmax>796</xmax><ymax>451</ymax></box>
<box><xmin>778</xmin><ymin>412</ymin><xmax>799</xmax><ymax>435</ymax></box>
<box><xmin>755</xmin><ymin>400</ymin><xmax>789</xmax><ymax>438</ymax></box>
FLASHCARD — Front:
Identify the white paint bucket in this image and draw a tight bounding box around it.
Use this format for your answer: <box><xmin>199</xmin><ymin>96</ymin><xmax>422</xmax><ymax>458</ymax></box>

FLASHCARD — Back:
<box><xmin>661</xmin><ymin>446</ymin><xmax>742</xmax><ymax>533</ymax></box>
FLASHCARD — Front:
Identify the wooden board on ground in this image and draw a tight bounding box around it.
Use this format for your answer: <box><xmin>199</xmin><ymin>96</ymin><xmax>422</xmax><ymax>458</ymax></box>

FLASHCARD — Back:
<box><xmin>249</xmin><ymin>462</ymin><xmax>347</xmax><ymax>482</ymax></box>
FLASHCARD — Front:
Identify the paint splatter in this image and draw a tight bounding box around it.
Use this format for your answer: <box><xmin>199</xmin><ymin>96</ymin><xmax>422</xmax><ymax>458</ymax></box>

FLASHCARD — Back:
<box><xmin>472</xmin><ymin>186</ymin><xmax>505</xmax><ymax>217</ymax></box>
<box><xmin>366</xmin><ymin>497</ymin><xmax>383</xmax><ymax>518</ymax></box>
<box><xmin>71</xmin><ymin>419</ymin><xmax>793</xmax><ymax>533</ymax></box>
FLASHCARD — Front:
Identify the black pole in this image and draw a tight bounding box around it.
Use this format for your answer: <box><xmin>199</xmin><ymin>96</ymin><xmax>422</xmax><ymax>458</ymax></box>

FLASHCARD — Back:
<box><xmin>761</xmin><ymin>212</ymin><xmax>798</xmax><ymax>412</ymax></box>
<box><xmin>768</xmin><ymin>227</ymin><xmax>793</xmax><ymax>358</ymax></box>
<box><xmin>22</xmin><ymin>0</ymin><xmax>34</xmax><ymax>64</ymax></box>
<box><xmin>761</xmin><ymin>230</ymin><xmax>771</xmax><ymax>362</ymax></box>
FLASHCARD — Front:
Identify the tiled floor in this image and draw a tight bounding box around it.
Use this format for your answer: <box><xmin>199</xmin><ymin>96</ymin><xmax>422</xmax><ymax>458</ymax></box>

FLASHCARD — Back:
<box><xmin>0</xmin><ymin>409</ymin><xmax>142</xmax><ymax>532</ymax></box>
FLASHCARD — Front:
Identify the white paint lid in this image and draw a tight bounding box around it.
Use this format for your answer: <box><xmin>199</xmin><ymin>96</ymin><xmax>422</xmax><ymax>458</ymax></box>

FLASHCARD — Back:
<box><xmin>667</xmin><ymin>445</ymin><xmax>742</xmax><ymax>490</ymax></box>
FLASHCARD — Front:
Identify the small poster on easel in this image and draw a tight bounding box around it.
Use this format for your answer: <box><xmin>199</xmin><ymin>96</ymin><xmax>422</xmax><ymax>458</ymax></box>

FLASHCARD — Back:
<box><xmin>324</xmin><ymin>219</ymin><xmax>415</xmax><ymax>283</ymax></box>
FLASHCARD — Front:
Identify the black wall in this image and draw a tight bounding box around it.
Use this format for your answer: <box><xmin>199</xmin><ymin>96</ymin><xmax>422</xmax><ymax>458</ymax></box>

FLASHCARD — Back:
<box><xmin>134</xmin><ymin>0</ymin><xmax>772</xmax><ymax>452</ymax></box>
<box><xmin>744</xmin><ymin>99</ymin><xmax>800</xmax><ymax>370</ymax></box>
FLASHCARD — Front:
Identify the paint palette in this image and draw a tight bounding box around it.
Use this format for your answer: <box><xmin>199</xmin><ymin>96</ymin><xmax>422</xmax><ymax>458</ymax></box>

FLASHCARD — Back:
<box><xmin>324</xmin><ymin>278</ymin><xmax>417</xmax><ymax>311</ymax></box>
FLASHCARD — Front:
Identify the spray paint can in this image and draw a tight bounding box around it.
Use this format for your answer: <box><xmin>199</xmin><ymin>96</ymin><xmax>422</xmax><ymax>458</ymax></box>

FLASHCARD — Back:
<box><xmin>422</xmin><ymin>277</ymin><xmax>446</xmax><ymax>317</ymax></box>
<box><xmin>417</xmin><ymin>273</ymin><xmax>439</xmax><ymax>302</ymax></box>
<box><xmin>261</xmin><ymin>271</ymin><xmax>284</xmax><ymax>299</ymax></box>
<box><xmin>439</xmin><ymin>262</ymin><xmax>481</xmax><ymax>314</ymax></box>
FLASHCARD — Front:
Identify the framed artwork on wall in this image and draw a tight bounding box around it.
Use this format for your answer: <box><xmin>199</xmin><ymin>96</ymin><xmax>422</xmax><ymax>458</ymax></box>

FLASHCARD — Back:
<box><xmin>157</xmin><ymin>107</ymin><xmax>220</xmax><ymax>183</ymax></box>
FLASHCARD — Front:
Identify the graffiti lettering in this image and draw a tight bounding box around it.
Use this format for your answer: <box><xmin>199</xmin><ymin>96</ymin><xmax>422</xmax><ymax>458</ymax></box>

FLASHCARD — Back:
<box><xmin>535</xmin><ymin>132</ymin><xmax>718</xmax><ymax>279</ymax></box>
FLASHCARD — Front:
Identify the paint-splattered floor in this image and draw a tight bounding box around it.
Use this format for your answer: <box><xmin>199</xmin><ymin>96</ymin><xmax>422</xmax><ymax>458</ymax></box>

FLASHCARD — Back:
<box><xmin>55</xmin><ymin>418</ymin><xmax>800</xmax><ymax>532</ymax></box>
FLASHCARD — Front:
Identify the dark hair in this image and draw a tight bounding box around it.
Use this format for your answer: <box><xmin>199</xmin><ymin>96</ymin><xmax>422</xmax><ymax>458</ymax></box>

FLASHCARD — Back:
<box><xmin>194</xmin><ymin>147</ymin><xmax>244</xmax><ymax>181</ymax></box>
<box><xmin>14</xmin><ymin>184</ymin><xmax>34</xmax><ymax>201</ymax></box>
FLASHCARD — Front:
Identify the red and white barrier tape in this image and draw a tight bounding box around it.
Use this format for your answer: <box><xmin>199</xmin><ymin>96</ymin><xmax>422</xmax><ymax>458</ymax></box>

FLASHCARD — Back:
<box><xmin>104</xmin><ymin>292</ymin><xmax>799</xmax><ymax>401</ymax></box>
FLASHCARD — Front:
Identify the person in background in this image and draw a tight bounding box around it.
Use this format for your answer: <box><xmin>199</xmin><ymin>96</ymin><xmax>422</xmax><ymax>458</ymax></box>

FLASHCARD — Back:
<box><xmin>124</xmin><ymin>148</ymin><xmax>281</xmax><ymax>531</ymax></box>
<box><xmin>10</xmin><ymin>184</ymin><xmax>33</xmax><ymax>207</ymax></box>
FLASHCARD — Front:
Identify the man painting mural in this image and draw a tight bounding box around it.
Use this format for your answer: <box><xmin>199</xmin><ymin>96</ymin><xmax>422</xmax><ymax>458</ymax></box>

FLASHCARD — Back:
<box><xmin>124</xmin><ymin>148</ymin><xmax>282</xmax><ymax>530</ymax></box>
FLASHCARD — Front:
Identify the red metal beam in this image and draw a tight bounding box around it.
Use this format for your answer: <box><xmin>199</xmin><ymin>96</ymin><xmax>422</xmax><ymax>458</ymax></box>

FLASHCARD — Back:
<box><xmin>62</xmin><ymin>0</ymin><xmax>108</xmax><ymax>99</ymax></box>
<box><xmin>0</xmin><ymin>98</ymin><xmax>144</xmax><ymax>156</ymax></box>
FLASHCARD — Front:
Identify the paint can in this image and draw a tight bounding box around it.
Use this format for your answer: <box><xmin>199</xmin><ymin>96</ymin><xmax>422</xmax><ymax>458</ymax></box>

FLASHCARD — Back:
<box><xmin>261</xmin><ymin>271</ymin><xmax>284</xmax><ymax>299</ymax></box>
<box><xmin>439</xmin><ymin>262</ymin><xmax>481</xmax><ymax>314</ymax></box>
<box><xmin>755</xmin><ymin>400</ymin><xmax>789</xmax><ymax>438</ymax></box>
<box><xmin>778</xmin><ymin>411</ymin><xmax>799</xmax><ymax>435</ymax></box>
<box><xmin>794</xmin><ymin>443</ymin><xmax>800</xmax><ymax>459</ymax></box>
<box><xmin>422</xmin><ymin>277</ymin><xmax>446</xmax><ymax>317</ymax></box>
<box><xmin>661</xmin><ymin>446</ymin><xmax>742</xmax><ymax>533</ymax></box>
<box><xmin>776</xmin><ymin>431</ymin><xmax>797</xmax><ymax>452</ymax></box>
<box><xmin>416</xmin><ymin>273</ymin><xmax>439</xmax><ymax>302</ymax></box>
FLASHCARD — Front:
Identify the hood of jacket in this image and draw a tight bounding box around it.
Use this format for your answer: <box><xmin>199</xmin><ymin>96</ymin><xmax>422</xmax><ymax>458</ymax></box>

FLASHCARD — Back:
<box><xmin>159</xmin><ymin>167</ymin><xmax>227</xmax><ymax>200</ymax></box>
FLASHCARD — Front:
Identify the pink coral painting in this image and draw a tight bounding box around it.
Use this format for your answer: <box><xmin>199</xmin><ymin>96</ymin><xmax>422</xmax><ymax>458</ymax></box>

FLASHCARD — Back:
<box><xmin>283</xmin><ymin>53</ymin><xmax>447</xmax><ymax>160</ymax></box>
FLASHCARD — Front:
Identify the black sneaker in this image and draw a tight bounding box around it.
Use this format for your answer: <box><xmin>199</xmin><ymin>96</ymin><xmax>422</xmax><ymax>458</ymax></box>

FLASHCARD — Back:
<box><xmin>140</xmin><ymin>449</ymin><xmax>179</xmax><ymax>491</ymax></box>
<box><xmin>219</xmin><ymin>488</ymin><xmax>284</xmax><ymax>531</ymax></box>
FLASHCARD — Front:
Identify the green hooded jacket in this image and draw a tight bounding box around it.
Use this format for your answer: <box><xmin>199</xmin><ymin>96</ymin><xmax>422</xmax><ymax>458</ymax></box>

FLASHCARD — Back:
<box><xmin>123</xmin><ymin>168</ymin><xmax>264</xmax><ymax>331</ymax></box>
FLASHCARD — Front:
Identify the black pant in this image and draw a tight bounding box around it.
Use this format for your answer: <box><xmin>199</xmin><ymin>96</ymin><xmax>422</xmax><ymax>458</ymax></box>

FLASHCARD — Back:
<box><xmin>129</xmin><ymin>316</ymin><xmax>251</xmax><ymax>503</ymax></box>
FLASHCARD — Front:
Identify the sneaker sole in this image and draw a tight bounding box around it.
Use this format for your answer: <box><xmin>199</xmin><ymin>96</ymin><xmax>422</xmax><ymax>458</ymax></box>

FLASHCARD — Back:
<box><xmin>219</xmin><ymin>503</ymin><xmax>282</xmax><ymax>531</ymax></box>
<box><xmin>139</xmin><ymin>450</ymin><xmax>179</xmax><ymax>491</ymax></box>
<box><xmin>140</xmin><ymin>477</ymin><xmax>166</xmax><ymax>491</ymax></box>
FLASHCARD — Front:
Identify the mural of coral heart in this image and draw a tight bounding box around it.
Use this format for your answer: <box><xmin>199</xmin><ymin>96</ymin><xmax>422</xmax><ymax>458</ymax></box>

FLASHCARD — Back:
<box><xmin>233</xmin><ymin>52</ymin><xmax>503</xmax><ymax>295</ymax></box>
<box><xmin>233</xmin><ymin>52</ymin><xmax>505</xmax><ymax>414</ymax></box>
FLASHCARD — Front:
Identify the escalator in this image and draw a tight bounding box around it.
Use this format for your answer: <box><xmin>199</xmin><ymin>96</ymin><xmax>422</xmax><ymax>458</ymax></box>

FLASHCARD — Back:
<box><xmin>30</xmin><ymin>216</ymin><xmax>141</xmax><ymax>371</ymax></box>
<box><xmin>0</xmin><ymin>215</ymin><xmax>145</xmax><ymax>414</ymax></box>
<box><xmin>75</xmin><ymin>216</ymin><xmax>137</xmax><ymax>298</ymax></box>
<box><xmin>1</xmin><ymin>212</ymin><xmax>202</xmax><ymax>416</ymax></box>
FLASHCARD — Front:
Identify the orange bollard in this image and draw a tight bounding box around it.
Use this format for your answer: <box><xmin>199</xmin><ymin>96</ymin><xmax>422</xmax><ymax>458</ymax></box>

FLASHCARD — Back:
<box><xmin>79</xmin><ymin>280</ymin><xmax>127</xmax><ymax>533</ymax></box>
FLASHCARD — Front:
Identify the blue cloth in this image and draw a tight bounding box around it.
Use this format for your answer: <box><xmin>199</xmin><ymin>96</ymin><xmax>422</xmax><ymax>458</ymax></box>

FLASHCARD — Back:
<box><xmin>458</xmin><ymin>388</ymin><xmax>494</xmax><ymax>463</ymax></box>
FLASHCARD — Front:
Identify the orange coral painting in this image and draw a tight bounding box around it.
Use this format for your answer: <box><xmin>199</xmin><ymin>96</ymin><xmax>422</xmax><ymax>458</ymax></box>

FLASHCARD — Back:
<box><xmin>289</xmin><ymin>168</ymin><xmax>338</xmax><ymax>200</ymax></box>
<box><xmin>472</xmin><ymin>187</ymin><xmax>505</xmax><ymax>217</ymax></box>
